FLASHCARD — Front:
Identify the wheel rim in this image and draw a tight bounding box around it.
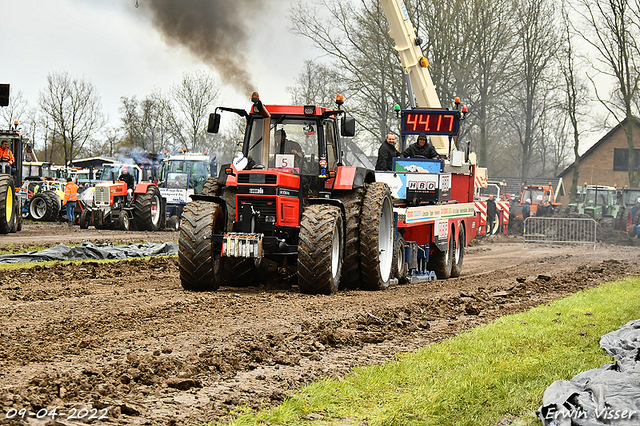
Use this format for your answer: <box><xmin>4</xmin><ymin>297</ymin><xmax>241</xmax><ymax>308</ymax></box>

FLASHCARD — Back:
<box><xmin>378</xmin><ymin>197</ymin><xmax>394</xmax><ymax>282</ymax></box>
<box><xmin>5</xmin><ymin>189</ymin><xmax>13</xmax><ymax>224</ymax></box>
<box><xmin>31</xmin><ymin>197</ymin><xmax>46</xmax><ymax>219</ymax></box>
<box><xmin>150</xmin><ymin>194</ymin><xmax>160</xmax><ymax>226</ymax></box>
<box><xmin>331</xmin><ymin>220</ymin><xmax>341</xmax><ymax>280</ymax></box>
<box><xmin>123</xmin><ymin>213</ymin><xmax>130</xmax><ymax>230</ymax></box>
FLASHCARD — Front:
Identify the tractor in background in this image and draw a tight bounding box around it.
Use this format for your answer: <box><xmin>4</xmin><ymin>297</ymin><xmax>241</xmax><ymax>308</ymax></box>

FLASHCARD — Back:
<box><xmin>158</xmin><ymin>151</ymin><xmax>214</xmax><ymax>230</ymax></box>
<box><xmin>0</xmin><ymin>83</ymin><xmax>23</xmax><ymax>234</ymax></box>
<box><xmin>79</xmin><ymin>164</ymin><xmax>165</xmax><ymax>231</ymax></box>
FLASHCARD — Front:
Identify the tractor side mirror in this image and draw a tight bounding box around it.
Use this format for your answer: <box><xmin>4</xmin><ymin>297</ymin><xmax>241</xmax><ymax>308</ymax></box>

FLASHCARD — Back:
<box><xmin>341</xmin><ymin>115</ymin><xmax>355</xmax><ymax>137</ymax></box>
<box><xmin>207</xmin><ymin>113</ymin><xmax>221</xmax><ymax>134</ymax></box>
<box><xmin>0</xmin><ymin>84</ymin><xmax>9</xmax><ymax>107</ymax></box>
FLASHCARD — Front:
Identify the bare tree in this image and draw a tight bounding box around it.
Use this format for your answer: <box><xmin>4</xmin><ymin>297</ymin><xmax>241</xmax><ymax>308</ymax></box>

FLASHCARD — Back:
<box><xmin>0</xmin><ymin>90</ymin><xmax>28</xmax><ymax>130</ymax></box>
<box><xmin>558</xmin><ymin>2</ymin><xmax>590</xmax><ymax>201</ymax></box>
<box><xmin>507</xmin><ymin>0</ymin><xmax>559</xmax><ymax>181</ymax></box>
<box><xmin>287</xmin><ymin>59</ymin><xmax>343</xmax><ymax>107</ymax></box>
<box><xmin>171</xmin><ymin>71</ymin><xmax>220</xmax><ymax>151</ymax></box>
<box><xmin>290</xmin><ymin>0</ymin><xmax>406</xmax><ymax>151</ymax></box>
<box><xmin>467</xmin><ymin>0</ymin><xmax>517</xmax><ymax>168</ymax></box>
<box><xmin>38</xmin><ymin>72</ymin><xmax>105</xmax><ymax>168</ymax></box>
<box><xmin>575</xmin><ymin>0</ymin><xmax>640</xmax><ymax>185</ymax></box>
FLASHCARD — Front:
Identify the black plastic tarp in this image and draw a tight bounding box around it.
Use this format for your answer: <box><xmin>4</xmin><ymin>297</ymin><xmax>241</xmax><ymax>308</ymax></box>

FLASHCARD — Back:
<box><xmin>538</xmin><ymin>319</ymin><xmax>640</xmax><ymax>425</ymax></box>
<box><xmin>0</xmin><ymin>241</ymin><xmax>177</xmax><ymax>263</ymax></box>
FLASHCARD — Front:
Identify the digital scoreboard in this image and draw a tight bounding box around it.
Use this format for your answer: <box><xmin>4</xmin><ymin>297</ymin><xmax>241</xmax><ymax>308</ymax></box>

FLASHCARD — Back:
<box><xmin>401</xmin><ymin>109</ymin><xmax>461</xmax><ymax>136</ymax></box>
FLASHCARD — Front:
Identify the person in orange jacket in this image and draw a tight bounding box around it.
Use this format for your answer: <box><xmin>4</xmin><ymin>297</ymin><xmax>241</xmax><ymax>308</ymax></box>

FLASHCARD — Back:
<box><xmin>0</xmin><ymin>140</ymin><xmax>15</xmax><ymax>174</ymax></box>
<box><xmin>63</xmin><ymin>177</ymin><xmax>78</xmax><ymax>224</ymax></box>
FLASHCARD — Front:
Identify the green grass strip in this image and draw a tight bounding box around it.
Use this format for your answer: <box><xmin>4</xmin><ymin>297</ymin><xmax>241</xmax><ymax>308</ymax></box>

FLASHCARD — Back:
<box><xmin>221</xmin><ymin>278</ymin><xmax>640</xmax><ymax>426</ymax></box>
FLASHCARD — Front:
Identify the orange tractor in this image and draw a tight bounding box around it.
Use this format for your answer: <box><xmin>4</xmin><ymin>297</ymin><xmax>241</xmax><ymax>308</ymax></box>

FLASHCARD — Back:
<box><xmin>79</xmin><ymin>179</ymin><xmax>165</xmax><ymax>231</ymax></box>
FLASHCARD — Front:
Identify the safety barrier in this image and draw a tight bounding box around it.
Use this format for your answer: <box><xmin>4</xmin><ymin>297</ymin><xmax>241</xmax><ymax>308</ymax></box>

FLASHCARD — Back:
<box><xmin>523</xmin><ymin>217</ymin><xmax>597</xmax><ymax>249</ymax></box>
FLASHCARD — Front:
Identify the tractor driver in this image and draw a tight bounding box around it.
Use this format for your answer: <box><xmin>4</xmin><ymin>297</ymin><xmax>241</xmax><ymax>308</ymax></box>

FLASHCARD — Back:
<box><xmin>0</xmin><ymin>140</ymin><xmax>15</xmax><ymax>174</ymax></box>
<box><xmin>275</xmin><ymin>129</ymin><xmax>304</xmax><ymax>168</ymax></box>
<box><xmin>118</xmin><ymin>166</ymin><xmax>135</xmax><ymax>201</ymax></box>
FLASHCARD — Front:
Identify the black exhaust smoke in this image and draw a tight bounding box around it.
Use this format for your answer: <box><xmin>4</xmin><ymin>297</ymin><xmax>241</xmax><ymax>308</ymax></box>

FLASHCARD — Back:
<box><xmin>143</xmin><ymin>0</ymin><xmax>264</xmax><ymax>96</ymax></box>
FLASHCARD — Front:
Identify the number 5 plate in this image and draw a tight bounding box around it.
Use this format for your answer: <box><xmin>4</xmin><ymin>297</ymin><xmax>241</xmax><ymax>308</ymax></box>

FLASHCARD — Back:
<box><xmin>222</xmin><ymin>233</ymin><xmax>264</xmax><ymax>258</ymax></box>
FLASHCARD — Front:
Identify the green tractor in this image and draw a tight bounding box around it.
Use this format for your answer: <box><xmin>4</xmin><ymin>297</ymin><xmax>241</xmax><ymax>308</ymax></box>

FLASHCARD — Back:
<box><xmin>570</xmin><ymin>184</ymin><xmax>619</xmax><ymax>227</ymax></box>
<box><xmin>616</xmin><ymin>187</ymin><xmax>640</xmax><ymax>236</ymax></box>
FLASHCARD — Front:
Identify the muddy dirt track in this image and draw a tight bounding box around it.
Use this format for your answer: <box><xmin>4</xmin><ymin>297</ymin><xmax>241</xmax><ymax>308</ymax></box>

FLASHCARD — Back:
<box><xmin>0</xmin><ymin>223</ymin><xmax>639</xmax><ymax>425</ymax></box>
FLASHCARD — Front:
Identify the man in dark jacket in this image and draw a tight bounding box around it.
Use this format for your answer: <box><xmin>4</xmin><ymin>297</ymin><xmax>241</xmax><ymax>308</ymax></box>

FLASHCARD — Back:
<box><xmin>402</xmin><ymin>133</ymin><xmax>439</xmax><ymax>159</ymax></box>
<box><xmin>486</xmin><ymin>194</ymin><xmax>497</xmax><ymax>235</ymax></box>
<box><xmin>375</xmin><ymin>134</ymin><xmax>400</xmax><ymax>171</ymax></box>
<box><xmin>522</xmin><ymin>199</ymin><xmax>531</xmax><ymax>219</ymax></box>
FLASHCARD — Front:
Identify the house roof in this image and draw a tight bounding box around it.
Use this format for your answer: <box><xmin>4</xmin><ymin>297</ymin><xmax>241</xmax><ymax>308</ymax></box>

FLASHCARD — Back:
<box><xmin>558</xmin><ymin>116</ymin><xmax>640</xmax><ymax>178</ymax></box>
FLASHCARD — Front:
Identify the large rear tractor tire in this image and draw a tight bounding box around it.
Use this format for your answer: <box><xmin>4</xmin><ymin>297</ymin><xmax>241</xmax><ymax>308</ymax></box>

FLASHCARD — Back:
<box><xmin>450</xmin><ymin>226</ymin><xmax>465</xmax><ymax>278</ymax></box>
<box><xmin>0</xmin><ymin>176</ymin><xmax>16</xmax><ymax>234</ymax></box>
<box><xmin>133</xmin><ymin>186</ymin><xmax>162</xmax><ymax>231</ymax></box>
<box><xmin>359</xmin><ymin>182</ymin><xmax>394</xmax><ymax>291</ymax></box>
<box><xmin>178</xmin><ymin>200</ymin><xmax>224</xmax><ymax>291</ymax></box>
<box><xmin>429</xmin><ymin>230</ymin><xmax>454</xmax><ymax>279</ymax></box>
<box><xmin>336</xmin><ymin>188</ymin><xmax>364</xmax><ymax>289</ymax></box>
<box><xmin>298</xmin><ymin>204</ymin><xmax>344</xmax><ymax>294</ymax></box>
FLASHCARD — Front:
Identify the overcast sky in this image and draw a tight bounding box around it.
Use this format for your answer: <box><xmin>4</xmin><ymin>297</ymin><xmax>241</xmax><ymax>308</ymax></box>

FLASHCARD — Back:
<box><xmin>1</xmin><ymin>0</ymin><xmax>318</xmax><ymax>130</ymax></box>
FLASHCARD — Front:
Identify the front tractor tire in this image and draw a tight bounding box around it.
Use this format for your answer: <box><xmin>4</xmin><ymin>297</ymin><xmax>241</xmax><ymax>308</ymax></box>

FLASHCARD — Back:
<box><xmin>359</xmin><ymin>182</ymin><xmax>394</xmax><ymax>291</ymax></box>
<box><xmin>297</xmin><ymin>204</ymin><xmax>344</xmax><ymax>294</ymax></box>
<box><xmin>133</xmin><ymin>186</ymin><xmax>162</xmax><ymax>231</ymax></box>
<box><xmin>178</xmin><ymin>200</ymin><xmax>224</xmax><ymax>291</ymax></box>
<box><xmin>0</xmin><ymin>175</ymin><xmax>16</xmax><ymax>234</ymax></box>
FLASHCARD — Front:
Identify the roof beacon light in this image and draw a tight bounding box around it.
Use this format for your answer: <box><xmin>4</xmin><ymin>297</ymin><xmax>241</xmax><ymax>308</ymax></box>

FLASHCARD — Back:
<box><xmin>335</xmin><ymin>94</ymin><xmax>344</xmax><ymax>106</ymax></box>
<box><xmin>251</xmin><ymin>92</ymin><xmax>260</xmax><ymax>103</ymax></box>
<box><xmin>419</xmin><ymin>57</ymin><xmax>429</xmax><ymax>68</ymax></box>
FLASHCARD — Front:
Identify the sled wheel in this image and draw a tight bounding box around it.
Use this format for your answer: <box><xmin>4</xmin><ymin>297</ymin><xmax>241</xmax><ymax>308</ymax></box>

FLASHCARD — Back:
<box><xmin>394</xmin><ymin>235</ymin><xmax>407</xmax><ymax>283</ymax></box>
<box><xmin>450</xmin><ymin>226</ymin><xmax>465</xmax><ymax>278</ymax></box>
<box><xmin>429</xmin><ymin>229</ymin><xmax>453</xmax><ymax>279</ymax></box>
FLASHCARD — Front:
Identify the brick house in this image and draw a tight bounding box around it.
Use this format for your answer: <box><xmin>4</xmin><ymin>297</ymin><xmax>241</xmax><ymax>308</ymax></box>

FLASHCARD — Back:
<box><xmin>557</xmin><ymin>117</ymin><xmax>640</xmax><ymax>205</ymax></box>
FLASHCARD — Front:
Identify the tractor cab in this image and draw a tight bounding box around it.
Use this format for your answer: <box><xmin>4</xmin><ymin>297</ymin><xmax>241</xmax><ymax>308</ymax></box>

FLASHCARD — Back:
<box><xmin>210</xmin><ymin>93</ymin><xmax>354</xmax><ymax>184</ymax></box>
<box><xmin>0</xmin><ymin>122</ymin><xmax>23</xmax><ymax>185</ymax></box>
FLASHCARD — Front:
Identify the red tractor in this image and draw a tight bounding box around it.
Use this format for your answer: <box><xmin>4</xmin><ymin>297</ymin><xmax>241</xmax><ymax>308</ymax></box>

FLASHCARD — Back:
<box><xmin>79</xmin><ymin>179</ymin><xmax>165</xmax><ymax>231</ymax></box>
<box><xmin>178</xmin><ymin>93</ymin><xmax>394</xmax><ymax>294</ymax></box>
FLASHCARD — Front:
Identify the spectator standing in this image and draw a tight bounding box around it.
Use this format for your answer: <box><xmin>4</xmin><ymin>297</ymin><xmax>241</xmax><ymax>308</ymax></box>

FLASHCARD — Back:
<box><xmin>375</xmin><ymin>134</ymin><xmax>400</xmax><ymax>171</ymax></box>
<box><xmin>63</xmin><ymin>177</ymin><xmax>78</xmax><ymax>225</ymax></box>
<box><xmin>486</xmin><ymin>194</ymin><xmax>497</xmax><ymax>235</ymax></box>
<box><xmin>522</xmin><ymin>199</ymin><xmax>531</xmax><ymax>220</ymax></box>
